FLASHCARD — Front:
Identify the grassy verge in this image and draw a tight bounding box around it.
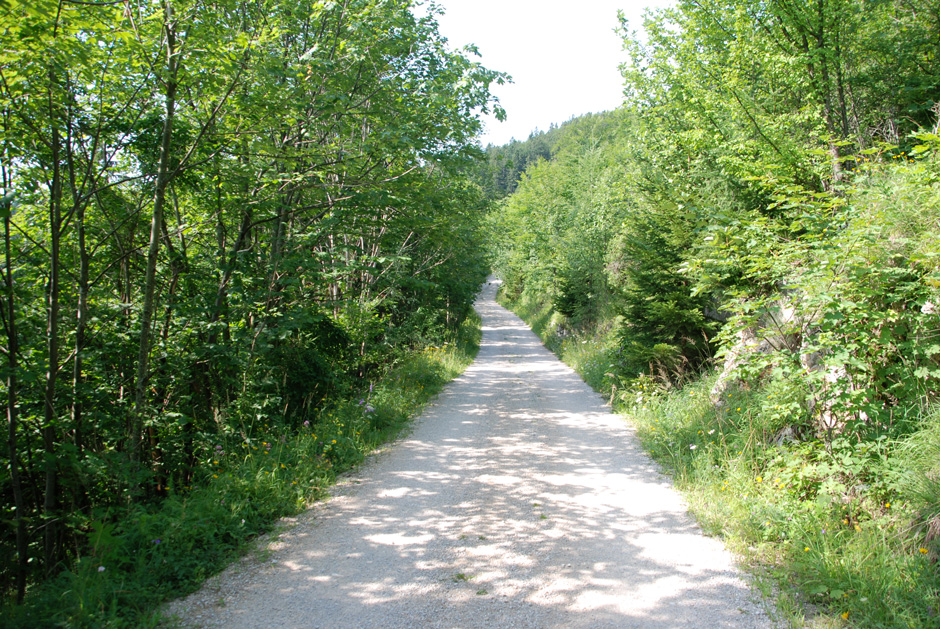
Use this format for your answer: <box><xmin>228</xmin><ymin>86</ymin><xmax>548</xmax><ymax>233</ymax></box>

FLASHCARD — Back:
<box><xmin>499</xmin><ymin>290</ymin><xmax>940</xmax><ymax>629</ymax></box>
<box><xmin>3</xmin><ymin>313</ymin><xmax>482</xmax><ymax>628</ymax></box>
<box><xmin>502</xmin><ymin>290</ymin><xmax>618</xmax><ymax>393</ymax></box>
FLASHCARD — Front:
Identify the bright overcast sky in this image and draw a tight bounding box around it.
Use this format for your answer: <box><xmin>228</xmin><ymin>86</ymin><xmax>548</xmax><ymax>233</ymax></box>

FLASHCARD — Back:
<box><xmin>429</xmin><ymin>0</ymin><xmax>675</xmax><ymax>146</ymax></box>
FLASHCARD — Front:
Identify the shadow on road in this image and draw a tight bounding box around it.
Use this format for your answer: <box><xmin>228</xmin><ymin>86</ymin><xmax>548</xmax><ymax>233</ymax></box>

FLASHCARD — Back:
<box><xmin>202</xmin><ymin>280</ymin><xmax>769</xmax><ymax>629</ymax></box>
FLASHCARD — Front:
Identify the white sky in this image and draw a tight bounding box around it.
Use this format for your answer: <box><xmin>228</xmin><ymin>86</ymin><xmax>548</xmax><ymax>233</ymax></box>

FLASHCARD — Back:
<box><xmin>429</xmin><ymin>0</ymin><xmax>675</xmax><ymax>146</ymax></box>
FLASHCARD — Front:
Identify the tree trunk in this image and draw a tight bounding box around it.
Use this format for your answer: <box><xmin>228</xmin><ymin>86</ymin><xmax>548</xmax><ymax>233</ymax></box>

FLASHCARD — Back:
<box><xmin>43</xmin><ymin>91</ymin><xmax>63</xmax><ymax>575</ymax></box>
<box><xmin>131</xmin><ymin>5</ymin><xmax>178</xmax><ymax>480</ymax></box>
<box><xmin>70</xmin><ymin>167</ymin><xmax>89</xmax><ymax>483</ymax></box>
<box><xmin>2</xmin><ymin>159</ymin><xmax>27</xmax><ymax>602</ymax></box>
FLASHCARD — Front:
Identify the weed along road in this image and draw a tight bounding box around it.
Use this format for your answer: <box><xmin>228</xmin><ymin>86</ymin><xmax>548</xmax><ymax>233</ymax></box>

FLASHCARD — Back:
<box><xmin>167</xmin><ymin>280</ymin><xmax>771</xmax><ymax>628</ymax></box>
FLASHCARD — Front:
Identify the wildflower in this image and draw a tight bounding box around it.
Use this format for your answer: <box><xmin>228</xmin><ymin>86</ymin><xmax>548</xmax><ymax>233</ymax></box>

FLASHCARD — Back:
<box><xmin>756</xmin><ymin>476</ymin><xmax>762</xmax><ymax>483</ymax></box>
<box><xmin>152</xmin><ymin>539</ymin><xmax>161</xmax><ymax>544</ymax></box>
<box><xmin>98</xmin><ymin>566</ymin><xmax>106</xmax><ymax>572</ymax></box>
<box><xmin>736</xmin><ymin>407</ymin><xmax>741</xmax><ymax>411</ymax></box>
<box><xmin>804</xmin><ymin>547</ymin><xmax>810</xmax><ymax>552</ymax></box>
<box><xmin>690</xmin><ymin>445</ymin><xmax>697</xmax><ymax>450</ymax></box>
<box><xmin>707</xmin><ymin>429</ymin><xmax>715</xmax><ymax>435</ymax></box>
<box><xmin>885</xmin><ymin>502</ymin><xmax>891</xmax><ymax>509</ymax></box>
<box><xmin>304</xmin><ymin>420</ymin><xmax>310</xmax><ymax>427</ymax></box>
<box><xmin>920</xmin><ymin>548</ymin><xmax>929</xmax><ymax>554</ymax></box>
<box><xmin>841</xmin><ymin>611</ymin><xmax>849</xmax><ymax>620</ymax></box>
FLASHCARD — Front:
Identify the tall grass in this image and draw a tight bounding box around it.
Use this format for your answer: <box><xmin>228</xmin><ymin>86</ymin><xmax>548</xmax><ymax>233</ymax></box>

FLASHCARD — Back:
<box><xmin>2</xmin><ymin>313</ymin><xmax>482</xmax><ymax>628</ymax></box>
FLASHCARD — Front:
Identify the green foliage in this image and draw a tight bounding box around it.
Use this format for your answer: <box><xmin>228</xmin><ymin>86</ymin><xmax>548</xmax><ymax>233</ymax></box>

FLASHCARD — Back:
<box><xmin>486</xmin><ymin>112</ymin><xmax>627</xmax><ymax>328</ymax></box>
<box><xmin>607</xmin><ymin>210</ymin><xmax>718</xmax><ymax>381</ymax></box>
<box><xmin>1</xmin><ymin>311</ymin><xmax>481</xmax><ymax>627</ymax></box>
<box><xmin>0</xmin><ymin>0</ymin><xmax>501</xmax><ymax>611</ymax></box>
<box><xmin>612</xmin><ymin>373</ymin><xmax>940</xmax><ymax>628</ymax></box>
<box><xmin>502</xmin><ymin>140</ymin><xmax>940</xmax><ymax>622</ymax></box>
<box><xmin>488</xmin><ymin>2</ymin><xmax>940</xmax><ymax>624</ymax></box>
<box><xmin>694</xmin><ymin>147</ymin><xmax>940</xmax><ymax>442</ymax></box>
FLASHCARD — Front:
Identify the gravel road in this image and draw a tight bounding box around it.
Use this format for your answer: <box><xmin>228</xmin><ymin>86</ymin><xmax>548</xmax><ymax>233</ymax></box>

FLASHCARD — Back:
<box><xmin>164</xmin><ymin>279</ymin><xmax>772</xmax><ymax>628</ymax></box>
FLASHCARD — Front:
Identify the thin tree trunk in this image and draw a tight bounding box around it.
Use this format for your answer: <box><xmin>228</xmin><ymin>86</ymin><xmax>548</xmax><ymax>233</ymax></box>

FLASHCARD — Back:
<box><xmin>813</xmin><ymin>0</ymin><xmax>846</xmax><ymax>183</ymax></box>
<box><xmin>2</xmin><ymin>156</ymin><xmax>28</xmax><ymax>602</ymax></box>
<box><xmin>43</xmin><ymin>88</ymin><xmax>63</xmax><ymax>575</ymax></box>
<box><xmin>63</xmin><ymin>75</ymin><xmax>94</xmax><ymax>516</ymax></box>
<box><xmin>131</xmin><ymin>5</ymin><xmax>178</xmax><ymax>477</ymax></box>
<box><xmin>207</xmin><ymin>207</ymin><xmax>252</xmax><ymax>345</ymax></box>
<box><xmin>70</xmin><ymin>162</ymin><xmax>89</xmax><ymax>477</ymax></box>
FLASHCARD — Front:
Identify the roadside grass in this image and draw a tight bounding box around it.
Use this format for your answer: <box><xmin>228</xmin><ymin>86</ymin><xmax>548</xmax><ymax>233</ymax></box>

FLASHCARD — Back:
<box><xmin>501</xmin><ymin>290</ymin><xmax>940</xmax><ymax>629</ymax></box>
<box><xmin>3</xmin><ymin>313</ymin><xmax>481</xmax><ymax>629</ymax></box>
<box><xmin>499</xmin><ymin>290</ymin><xmax>617</xmax><ymax>393</ymax></box>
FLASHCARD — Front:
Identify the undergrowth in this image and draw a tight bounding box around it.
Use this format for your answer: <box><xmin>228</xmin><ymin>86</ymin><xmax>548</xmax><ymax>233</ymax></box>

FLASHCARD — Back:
<box><xmin>2</xmin><ymin>313</ymin><xmax>481</xmax><ymax>628</ymax></box>
<box><xmin>501</xmin><ymin>289</ymin><xmax>940</xmax><ymax>629</ymax></box>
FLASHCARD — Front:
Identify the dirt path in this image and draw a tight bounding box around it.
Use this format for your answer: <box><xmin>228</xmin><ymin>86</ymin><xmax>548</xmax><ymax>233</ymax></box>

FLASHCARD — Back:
<box><xmin>165</xmin><ymin>280</ymin><xmax>772</xmax><ymax>628</ymax></box>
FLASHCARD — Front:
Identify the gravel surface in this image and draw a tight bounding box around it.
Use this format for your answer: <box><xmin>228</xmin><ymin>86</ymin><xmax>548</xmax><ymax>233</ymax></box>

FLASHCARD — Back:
<box><xmin>163</xmin><ymin>280</ymin><xmax>773</xmax><ymax>628</ymax></box>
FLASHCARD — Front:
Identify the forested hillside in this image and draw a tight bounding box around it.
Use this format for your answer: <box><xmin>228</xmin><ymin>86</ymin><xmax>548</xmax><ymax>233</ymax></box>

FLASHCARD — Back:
<box><xmin>0</xmin><ymin>0</ymin><xmax>504</xmax><ymax>623</ymax></box>
<box><xmin>468</xmin><ymin>112</ymin><xmax>622</xmax><ymax>199</ymax></box>
<box><xmin>489</xmin><ymin>1</ymin><xmax>940</xmax><ymax>626</ymax></box>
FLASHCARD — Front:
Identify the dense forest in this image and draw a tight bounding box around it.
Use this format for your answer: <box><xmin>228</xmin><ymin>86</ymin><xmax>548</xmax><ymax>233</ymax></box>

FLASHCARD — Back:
<box><xmin>0</xmin><ymin>0</ymin><xmax>503</xmax><ymax>623</ymax></box>
<box><xmin>489</xmin><ymin>0</ymin><xmax>940</xmax><ymax>626</ymax></box>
